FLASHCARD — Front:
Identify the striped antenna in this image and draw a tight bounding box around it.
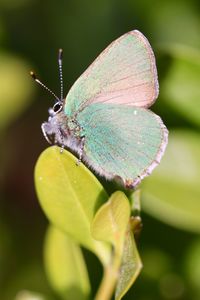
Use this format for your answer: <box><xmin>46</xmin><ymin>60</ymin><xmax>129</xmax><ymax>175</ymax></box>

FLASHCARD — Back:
<box><xmin>30</xmin><ymin>71</ymin><xmax>60</xmax><ymax>102</ymax></box>
<box><xmin>58</xmin><ymin>48</ymin><xmax>64</xmax><ymax>101</ymax></box>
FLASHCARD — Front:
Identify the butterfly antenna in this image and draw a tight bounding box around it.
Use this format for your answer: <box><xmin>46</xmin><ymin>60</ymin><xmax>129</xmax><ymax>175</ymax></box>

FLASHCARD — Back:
<box><xmin>58</xmin><ymin>48</ymin><xmax>64</xmax><ymax>101</ymax></box>
<box><xmin>30</xmin><ymin>71</ymin><xmax>60</xmax><ymax>102</ymax></box>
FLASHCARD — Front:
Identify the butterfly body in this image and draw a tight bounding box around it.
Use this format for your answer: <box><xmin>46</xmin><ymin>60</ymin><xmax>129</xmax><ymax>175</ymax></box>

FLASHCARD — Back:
<box><xmin>42</xmin><ymin>112</ymin><xmax>83</xmax><ymax>156</ymax></box>
<box><xmin>40</xmin><ymin>30</ymin><xmax>168</xmax><ymax>188</ymax></box>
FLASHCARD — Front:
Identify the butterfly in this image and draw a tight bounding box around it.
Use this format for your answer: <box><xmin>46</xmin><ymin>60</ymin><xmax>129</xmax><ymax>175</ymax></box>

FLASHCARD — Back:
<box><xmin>31</xmin><ymin>30</ymin><xmax>168</xmax><ymax>188</ymax></box>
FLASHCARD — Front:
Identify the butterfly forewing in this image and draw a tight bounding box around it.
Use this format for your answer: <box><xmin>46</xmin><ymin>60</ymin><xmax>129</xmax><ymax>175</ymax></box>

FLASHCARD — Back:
<box><xmin>64</xmin><ymin>30</ymin><xmax>158</xmax><ymax>117</ymax></box>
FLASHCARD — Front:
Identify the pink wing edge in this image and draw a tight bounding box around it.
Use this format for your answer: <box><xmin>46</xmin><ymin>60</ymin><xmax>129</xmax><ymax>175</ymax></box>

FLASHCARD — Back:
<box><xmin>130</xmin><ymin>30</ymin><xmax>159</xmax><ymax>108</ymax></box>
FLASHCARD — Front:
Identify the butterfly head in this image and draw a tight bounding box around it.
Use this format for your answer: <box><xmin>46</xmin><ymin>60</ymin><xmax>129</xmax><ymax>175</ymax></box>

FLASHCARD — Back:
<box><xmin>48</xmin><ymin>101</ymin><xmax>63</xmax><ymax>117</ymax></box>
<box><xmin>41</xmin><ymin>107</ymin><xmax>67</xmax><ymax>146</ymax></box>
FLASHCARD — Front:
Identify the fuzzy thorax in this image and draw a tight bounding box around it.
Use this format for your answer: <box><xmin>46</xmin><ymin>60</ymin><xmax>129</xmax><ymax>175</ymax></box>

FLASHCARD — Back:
<box><xmin>41</xmin><ymin>111</ymin><xmax>83</xmax><ymax>156</ymax></box>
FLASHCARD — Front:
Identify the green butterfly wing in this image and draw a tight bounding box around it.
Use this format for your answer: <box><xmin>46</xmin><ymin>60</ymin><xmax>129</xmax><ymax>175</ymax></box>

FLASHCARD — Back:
<box><xmin>64</xmin><ymin>30</ymin><xmax>158</xmax><ymax>117</ymax></box>
<box><xmin>77</xmin><ymin>103</ymin><xmax>168</xmax><ymax>187</ymax></box>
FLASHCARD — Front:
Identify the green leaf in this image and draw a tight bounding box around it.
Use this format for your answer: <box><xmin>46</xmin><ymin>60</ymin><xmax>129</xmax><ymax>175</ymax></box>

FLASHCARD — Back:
<box><xmin>92</xmin><ymin>192</ymin><xmax>141</xmax><ymax>300</ymax></box>
<box><xmin>142</xmin><ymin>130</ymin><xmax>200</xmax><ymax>232</ymax></box>
<box><xmin>114</xmin><ymin>191</ymin><xmax>142</xmax><ymax>299</ymax></box>
<box><xmin>115</xmin><ymin>224</ymin><xmax>142</xmax><ymax>300</ymax></box>
<box><xmin>161</xmin><ymin>45</ymin><xmax>200</xmax><ymax>127</ymax></box>
<box><xmin>184</xmin><ymin>239</ymin><xmax>200</xmax><ymax>292</ymax></box>
<box><xmin>151</xmin><ymin>2</ymin><xmax>200</xmax><ymax>47</ymax></box>
<box><xmin>35</xmin><ymin>146</ymin><xmax>110</xmax><ymax>265</ymax></box>
<box><xmin>44</xmin><ymin>225</ymin><xmax>90</xmax><ymax>300</ymax></box>
<box><xmin>91</xmin><ymin>191</ymin><xmax>130</xmax><ymax>249</ymax></box>
<box><xmin>14</xmin><ymin>290</ymin><xmax>46</xmax><ymax>300</ymax></box>
<box><xmin>0</xmin><ymin>52</ymin><xmax>34</xmax><ymax>131</ymax></box>
<box><xmin>142</xmin><ymin>248</ymin><xmax>172</xmax><ymax>281</ymax></box>
<box><xmin>129</xmin><ymin>189</ymin><xmax>141</xmax><ymax>216</ymax></box>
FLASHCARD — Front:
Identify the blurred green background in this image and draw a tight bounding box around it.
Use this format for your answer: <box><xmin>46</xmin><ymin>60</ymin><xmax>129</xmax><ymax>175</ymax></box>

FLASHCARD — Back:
<box><xmin>0</xmin><ymin>0</ymin><xmax>200</xmax><ymax>299</ymax></box>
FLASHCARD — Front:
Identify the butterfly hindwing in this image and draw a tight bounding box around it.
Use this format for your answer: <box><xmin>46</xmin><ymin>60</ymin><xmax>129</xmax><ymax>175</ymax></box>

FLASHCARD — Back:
<box><xmin>77</xmin><ymin>103</ymin><xmax>168</xmax><ymax>187</ymax></box>
<box><xmin>65</xmin><ymin>30</ymin><xmax>158</xmax><ymax>117</ymax></box>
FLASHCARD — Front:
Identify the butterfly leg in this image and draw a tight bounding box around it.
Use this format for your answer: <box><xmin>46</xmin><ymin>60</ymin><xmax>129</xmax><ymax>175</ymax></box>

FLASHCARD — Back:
<box><xmin>60</xmin><ymin>144</ymin><xmax>64</xmax><ymax>153</ymax></box>
<box><xmin>76</xmin><ymin>136</ymin><xmax>85</xmax><ymax>166</ymax></box>
<box><xmin>41</xmin><ymin>122</ymin><xmax>52</xmax><ymax>144</ymax></box>
<box><xmin>57</xmin><ymin>129</ymin><xmax>65</xmax><ymax>154</ymax></box>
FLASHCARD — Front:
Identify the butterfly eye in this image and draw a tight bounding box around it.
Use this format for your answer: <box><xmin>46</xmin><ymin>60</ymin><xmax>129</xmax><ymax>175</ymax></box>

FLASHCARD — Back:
<box><xmin>53</xmin><ymin>102</ymin><xmax>62</xmax><ymax>113</ymax></box>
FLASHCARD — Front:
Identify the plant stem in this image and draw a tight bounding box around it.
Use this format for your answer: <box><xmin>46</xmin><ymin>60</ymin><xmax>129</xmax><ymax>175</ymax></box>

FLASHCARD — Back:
<box><xmin>95</xmin><ymin>247</ymin><xmax>122</xmax><ymax>300</ymax></box>
<box><xmin>95</xmin><ymin>266</ymin><xmax>117</xmax><ymax>300</ymax></box>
